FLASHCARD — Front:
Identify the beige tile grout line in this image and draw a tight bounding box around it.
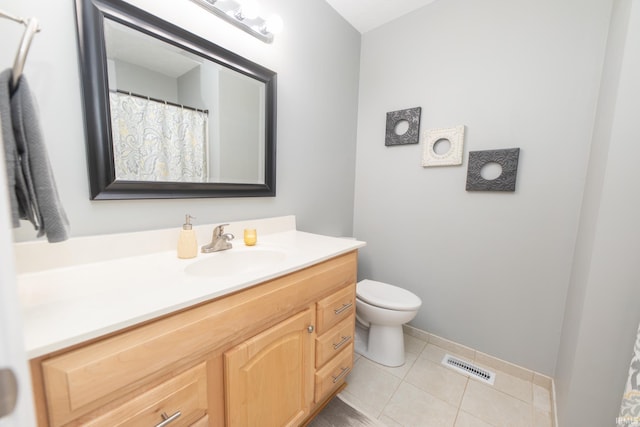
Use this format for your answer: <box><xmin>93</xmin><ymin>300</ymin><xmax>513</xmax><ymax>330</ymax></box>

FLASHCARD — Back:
<box><xmin>452</xmin><ymin>377</ymin><xmax>471</xmax><ymax>427</ymax></box>
<box><xmin>362</xmin><ymin>326</ymin><xmax>549</xmax><ymax>426</ymax></box>
<box><xmin>382</xmin><ymin>386</ymin><xmax>401</xmax><ymax>419</ymax></box>
<box><xmin>376</xmin><ymin>359</ymin><xmax>406</xmax><ymax>425</ymax></box>
<box><xmin>372</xmin><ymin>331</ymin><xmax>466</xmax><ymax>426</ymax></box>
<box><xmin>403</xmin><ymin>324</ymin><xmax>558</xmax><ymax>425</ymax></box>
<box><xmin>531</xmin><ymin>381</ymin><xmax>535</xmax><ymax>427</ymax></box>
<box><xmin>402</xmin><ymin>331</ymin><xmax>477</xmax><ymax>427</ymax></box>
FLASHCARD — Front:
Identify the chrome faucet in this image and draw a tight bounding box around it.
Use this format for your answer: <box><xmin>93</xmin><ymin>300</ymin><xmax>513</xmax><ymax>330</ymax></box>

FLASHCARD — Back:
<box><xmin>201</xmin><ymin>224</ymin><xmax>234</xmax><ymax>253</ymax></box>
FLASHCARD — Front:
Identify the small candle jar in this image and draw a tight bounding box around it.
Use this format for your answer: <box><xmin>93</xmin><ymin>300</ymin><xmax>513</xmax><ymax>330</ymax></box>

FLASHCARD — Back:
<box><xmin>244</xmin><ymin>228</ymin><xmax>257</xmax><ymax>246</ymax></box>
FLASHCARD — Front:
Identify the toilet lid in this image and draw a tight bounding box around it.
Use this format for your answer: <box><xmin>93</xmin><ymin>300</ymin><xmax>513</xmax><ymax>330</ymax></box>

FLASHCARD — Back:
<box><xmin>356</xmin><ymin>279</ymin><xmax>422</xmax><ymax>311</ymax></box>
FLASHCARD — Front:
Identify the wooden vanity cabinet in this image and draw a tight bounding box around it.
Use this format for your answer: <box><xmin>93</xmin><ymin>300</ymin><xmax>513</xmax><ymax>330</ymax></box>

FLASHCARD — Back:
<box><xmin>30</xmin><ymin>251</ymin><xmax>357</xmax><ymax>427</ymax></box>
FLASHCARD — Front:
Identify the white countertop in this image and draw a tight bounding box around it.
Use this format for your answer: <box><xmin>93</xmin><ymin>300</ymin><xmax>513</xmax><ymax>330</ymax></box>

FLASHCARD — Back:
<box><xmin>16</xmin><ymin>216</ymin><xmax>365</xmax><ymax>358</ymax></box>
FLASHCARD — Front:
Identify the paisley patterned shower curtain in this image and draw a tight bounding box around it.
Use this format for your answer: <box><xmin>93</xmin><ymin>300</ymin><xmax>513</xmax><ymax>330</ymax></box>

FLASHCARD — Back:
<box><xmin>619</xmin><ymin>322</ymin><xmax>640</xmax><ymax>426</ymax></box>
<box><xmin>109</xmin><ymin>92</ymin><xmax>208</xmax><ymax>182</ymax></box>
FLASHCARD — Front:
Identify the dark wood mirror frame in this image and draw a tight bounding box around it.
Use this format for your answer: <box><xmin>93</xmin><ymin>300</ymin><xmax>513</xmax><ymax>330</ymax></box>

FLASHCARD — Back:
<box><xmin>75</xmin><ymin>0</ymin><xmax>277</xmax><ymax>200</ymax></box>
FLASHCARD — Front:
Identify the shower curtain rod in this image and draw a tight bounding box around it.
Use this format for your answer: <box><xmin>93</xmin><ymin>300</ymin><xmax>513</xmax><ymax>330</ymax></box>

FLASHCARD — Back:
<box><xmin>111</xmin><ymin>89</ymin><xmax>209</xmax><ymax>114</ymax></box>
<box><xmin>0</xmin><ymin>8</ymin><xmax>28</xmax><ymax>25</ymax></box>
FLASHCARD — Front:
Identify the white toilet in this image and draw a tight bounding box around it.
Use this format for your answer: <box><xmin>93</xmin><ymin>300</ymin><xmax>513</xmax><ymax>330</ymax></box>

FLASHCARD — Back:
<box><xmin>355</xmin><ymin>279</ymin><xmax>422</xmax><ymax>367</ymax></box>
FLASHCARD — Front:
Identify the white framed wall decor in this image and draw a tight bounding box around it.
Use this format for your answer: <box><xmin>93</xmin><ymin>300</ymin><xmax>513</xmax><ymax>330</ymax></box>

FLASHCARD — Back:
<box><xmin>421</xmin><ymin>125</ymin><xmax>465</xmax><ymax>167</ymax></box>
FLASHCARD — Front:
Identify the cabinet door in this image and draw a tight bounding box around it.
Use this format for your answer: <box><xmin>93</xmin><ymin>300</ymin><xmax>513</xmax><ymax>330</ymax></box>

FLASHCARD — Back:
<box><xmin>224</xmin><ymin>308</ymin><xmax>315</xmax><ymax>427</ymax></box>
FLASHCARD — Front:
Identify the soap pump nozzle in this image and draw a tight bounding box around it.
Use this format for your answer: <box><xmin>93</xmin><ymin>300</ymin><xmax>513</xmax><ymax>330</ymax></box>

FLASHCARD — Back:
<box><xmin>183</xmin><ymin>214</ymin><xmax>195</xmax><ymax>230</ymax></box>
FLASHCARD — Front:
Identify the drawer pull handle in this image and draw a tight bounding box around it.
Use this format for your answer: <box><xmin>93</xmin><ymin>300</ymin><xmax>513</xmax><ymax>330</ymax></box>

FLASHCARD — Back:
<box><xmin>334</xmin><ymin>303</ymin><xmax>353</xmax><ymax>315</ymax></box>
<box><xmin>333</xmin><ymin>335</ymin><xmax>351</xmax><ymax>350</ymax></box>
<box><xmin>155</xmin><ymin>411</ymin><xmax>181</xmax><ymax>427</ymax></box>
<box><xmin>332</xmin><ymin>366</ymin><xmax>350</xmax><ymax>383</ymax></box>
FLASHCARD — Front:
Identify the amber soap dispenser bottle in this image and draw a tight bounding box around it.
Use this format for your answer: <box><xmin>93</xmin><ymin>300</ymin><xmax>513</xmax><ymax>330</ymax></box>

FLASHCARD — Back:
<box><xmin>177</xmin><ymin>214</ymin><xmax>198</xmax><ymax>259</ymax></box>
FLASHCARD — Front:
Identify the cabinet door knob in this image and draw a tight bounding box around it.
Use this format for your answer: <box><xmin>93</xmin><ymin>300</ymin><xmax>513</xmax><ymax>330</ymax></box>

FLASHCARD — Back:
<box><xmin>0</xmin><ymin>368</ymin><xmax>18</xmax><ymax>419</ymax></box>
<box><xmin>154</xmin><ymin>410</ymin><xmax>181</xmax><ymax>427</ymax></box>
<box><xmin>307</xmin><ymin>325</ymin><xmax>315</xmax><ymax>333</ymax></box>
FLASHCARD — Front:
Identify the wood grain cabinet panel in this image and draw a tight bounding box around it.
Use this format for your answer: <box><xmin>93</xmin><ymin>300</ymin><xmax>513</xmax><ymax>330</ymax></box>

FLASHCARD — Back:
<box><xmin>312</xmin><ymin>284</ymin><xmax>356</xmax><ymax>412</ymax></box>
<box><xmin>224</xmin><ymin>308</ymin><xmax>315</xmax><ymax>427</ymax></box>
<box><xmin>315</xmin><ymin>316</ymin><xmax>355</xmax><ymax>368</ymax></box>
<box><xmin>83</xmin><ymin>363</ymin><xmax>207</xmax><ymax>426</ymax></box>
<box><xmin>316</xmin><ymin>283</ymin><xmax>355</xmax><ymax>334</ymax></box>
<box><xmin>314</xmin><ymin>343</ymin><xmax>354</xmax><ymax>403</ymax></box>
<box><xmin>40</xmin><ymin>307</ymin><xmax>221</xmax><ymax>426</ymax></box>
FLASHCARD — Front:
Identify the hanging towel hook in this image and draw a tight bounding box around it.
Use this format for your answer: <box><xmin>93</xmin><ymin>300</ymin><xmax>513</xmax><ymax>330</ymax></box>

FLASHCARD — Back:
<box><xmin>0</xmin><ymin>9</ymin><xmax>41</xmax><ymax>92</ymax></box>
<box><xmin>12</xmin><ymin>17</ymin><xmax>40</xmax><ymax>92</ymax></box>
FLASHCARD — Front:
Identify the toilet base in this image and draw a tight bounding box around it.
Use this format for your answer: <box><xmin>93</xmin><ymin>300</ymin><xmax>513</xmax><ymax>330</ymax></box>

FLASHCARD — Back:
<box><xmin>354</xmin><ymin>322</ymin><xmax>406</xmax><ymax>367</ymax></box>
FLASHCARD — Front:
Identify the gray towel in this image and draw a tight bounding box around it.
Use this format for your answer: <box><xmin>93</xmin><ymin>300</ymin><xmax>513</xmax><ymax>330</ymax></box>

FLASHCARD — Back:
<box><xmin>1</xmin><ymin>69</ymin><xmax>69</xmax><ymax>242</ymax></box>
<box><xmin>1</xmin><ymin>69</ymin><xmax>28</xmax><ymax>228</ymax></box>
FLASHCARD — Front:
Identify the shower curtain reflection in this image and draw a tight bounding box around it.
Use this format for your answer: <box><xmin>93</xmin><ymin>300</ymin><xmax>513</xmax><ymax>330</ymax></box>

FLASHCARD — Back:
<box><xmin>109</xmin><ymin>92</ymin><xmax>208</xmax><ymax>182</ymax></box>
<box><xmin>619</xmin><ymin>321</ymin><xmax>640</xmax><ymax>421</ymax></box>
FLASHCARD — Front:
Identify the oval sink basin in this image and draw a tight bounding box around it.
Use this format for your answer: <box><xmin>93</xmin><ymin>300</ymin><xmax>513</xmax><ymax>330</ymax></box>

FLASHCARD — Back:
<box><xmin>184</xmin><ymin>248</ymin><xmax>287</xmax><ymax>278</ymax></box>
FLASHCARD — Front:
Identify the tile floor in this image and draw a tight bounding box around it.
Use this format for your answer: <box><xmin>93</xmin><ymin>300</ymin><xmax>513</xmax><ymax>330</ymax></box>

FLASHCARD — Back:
<box><xmin>342</xmin><ymin>330</ymin><xmax>556</xmax><ymax>427</ymax></box>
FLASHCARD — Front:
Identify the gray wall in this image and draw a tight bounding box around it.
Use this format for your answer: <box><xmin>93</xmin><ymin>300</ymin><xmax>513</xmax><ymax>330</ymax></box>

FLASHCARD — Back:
<box><xmin>218</xmin><ymin>69</ymin><xmax>262</xmax><ymax>183</ymax></box>
<box><xmin>3</xmin><ymin>0</ymin><xmax>360</xmax><ymax>240</ymax></box>
<box><xmin>353</xmin><ymin>0</ymin><xmax>612</xmax><ymax>376</ymax></box>
<box><xmin>555</xmin><ymin>0</ymin><xmax>640</xmax><ymax>424</ymax></box>
<box><xmin>177</xmin><ymin>66</ymin><xmax>206</xmax><ymax>111</ymax></box>
<box><xmin>114</xmin><ymin>59</ymin><xmax>179</xmax><ymax>102</ymax></box>
<box><xmin>197</xmin><ymin>62</ymin><xmax>222</xmax><ymax>179</ymax></box>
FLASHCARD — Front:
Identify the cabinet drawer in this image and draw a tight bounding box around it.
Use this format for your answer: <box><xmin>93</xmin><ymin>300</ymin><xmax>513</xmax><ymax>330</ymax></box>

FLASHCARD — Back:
<box><xmin>316</xmin><ymin>284</ymin><xmax>355</xmax><ymax>335</ymax></box>
<box><xmin>84</xmin><ymin>363</ymin><xmax>207</xmax><ymax>427</ymax></box>
<box><xmin>315</xmin><ymin>317</ymin><xmax>355</xmax><ymax>368</ymax></box>
<box><xmin>314</xmin><ymin>343</ymin><xmax>353</xmax><ymax>403</ymax></box>
<box><xmin>41</xmin><ymin>307</ymin><xmax>216</xmax><ymax>426</ymax></box>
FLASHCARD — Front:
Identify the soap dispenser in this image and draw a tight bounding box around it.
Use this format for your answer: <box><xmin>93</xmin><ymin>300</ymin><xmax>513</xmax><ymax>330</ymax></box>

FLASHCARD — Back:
<box><xmin>177</xmin><ymin>214</ymin><xmax>198</xmax><ymax>259</ymax></box>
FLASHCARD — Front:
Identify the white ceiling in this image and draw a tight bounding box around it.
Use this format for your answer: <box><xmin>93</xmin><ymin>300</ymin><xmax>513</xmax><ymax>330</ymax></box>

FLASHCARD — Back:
<box><xmin>105</xmin><ymin>19</ymin><xmax>202</xmax><ymax>78</ymax></box>
<box><xmin>324</xmin><ymin>0</ymin><xmax>437</xmax><ymax>33</ymax></box>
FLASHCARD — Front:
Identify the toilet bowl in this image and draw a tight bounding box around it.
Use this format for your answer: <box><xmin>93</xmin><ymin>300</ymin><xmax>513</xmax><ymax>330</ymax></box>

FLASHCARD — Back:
<box><xmin>355</xmin><ymin>279</ymin><xmax>422</xmax><ymax>367</ymax></box>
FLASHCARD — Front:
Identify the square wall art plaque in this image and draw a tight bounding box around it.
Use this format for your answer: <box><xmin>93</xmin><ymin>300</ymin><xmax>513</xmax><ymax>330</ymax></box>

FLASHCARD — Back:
<box><xmin>422</xmin><ymin>126</ymin><xmax>465</xmax><ymax>167</ymax></box>
<box><xmin>466</xmin><ymin>148</ymin><xmax>520</xmax><ymax>192</ymax></box>
<box><xmin>385</xmin><ymin>107</ymin><xmax>421</xmax><ymax>146</ymax></box>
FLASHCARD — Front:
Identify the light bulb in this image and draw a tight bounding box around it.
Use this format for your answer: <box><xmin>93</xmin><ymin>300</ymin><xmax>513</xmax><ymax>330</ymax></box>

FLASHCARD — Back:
<box><xmin>264</xmin><ymin>14</ymin><xmax>283</xmax><ymax>34</ymax></box>
<box><xmin>237</xmin><ymin>0</ymin><xmax>260</xmax><ymax>19</ymax></box>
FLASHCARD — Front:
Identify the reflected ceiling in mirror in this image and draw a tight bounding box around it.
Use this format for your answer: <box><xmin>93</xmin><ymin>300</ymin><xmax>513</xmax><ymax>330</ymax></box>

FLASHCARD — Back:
<box><xmin>75</xmin><ymin>0</ymin><xmax>277</xmax><ymax>199</ymax></box>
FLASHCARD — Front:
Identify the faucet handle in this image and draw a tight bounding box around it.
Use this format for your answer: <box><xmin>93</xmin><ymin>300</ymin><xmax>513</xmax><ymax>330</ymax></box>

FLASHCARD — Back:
<box><xmin>214</xmin><ymin>223</ymin><xmax>230</xmax><ymax>235</ymax></box>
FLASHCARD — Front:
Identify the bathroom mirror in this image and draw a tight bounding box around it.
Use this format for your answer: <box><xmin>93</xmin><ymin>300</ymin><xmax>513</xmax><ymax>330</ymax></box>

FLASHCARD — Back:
<box><xmin>75</xmin><ymin>0</ymin><xmax>277</xmax><ymax>199</ymax></box>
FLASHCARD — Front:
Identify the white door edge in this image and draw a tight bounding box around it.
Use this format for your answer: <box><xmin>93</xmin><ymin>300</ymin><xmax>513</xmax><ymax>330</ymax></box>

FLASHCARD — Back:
<box><xmin>0</xmin><ymin>113</ymin><xmax>36</xmax><ymax>426</ymax></box>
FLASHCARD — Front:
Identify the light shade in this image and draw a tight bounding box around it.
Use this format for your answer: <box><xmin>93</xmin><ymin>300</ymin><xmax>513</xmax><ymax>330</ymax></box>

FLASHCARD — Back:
<box><xmin>190</xmin><ymin>0</ymin><xmax>281</xmax><ymax>43</ymax></box>
<box><xmin>264</xmin><ymin>14</ymin><xmax>284</xmax><ymax>34</ymax></box>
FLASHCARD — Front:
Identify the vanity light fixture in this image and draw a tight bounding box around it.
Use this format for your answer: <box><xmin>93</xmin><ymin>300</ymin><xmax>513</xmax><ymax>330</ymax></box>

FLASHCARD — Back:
<box><xmin>190</xmin><ymin>0</ymin><xmax>282</xmax><ymax>43</ymax></box>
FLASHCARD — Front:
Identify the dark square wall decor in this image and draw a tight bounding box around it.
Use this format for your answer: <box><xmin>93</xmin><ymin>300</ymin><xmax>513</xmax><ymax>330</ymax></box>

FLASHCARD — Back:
<box><xmin>466</xmin><ymin>148</ymin><xmax>520</xmax><ymax>192</ymax></box>
<box><xmin>385</xmin><ymin>107</ymin><xmax>421</xmax><ymax>146</ymax></box>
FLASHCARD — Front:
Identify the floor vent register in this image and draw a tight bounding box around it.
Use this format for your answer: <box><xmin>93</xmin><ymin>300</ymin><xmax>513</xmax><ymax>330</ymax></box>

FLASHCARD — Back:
<box><xmin>441</xmin><ymin>354</ymin><xmax>496</xmax><ymax>385</ymax></box>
